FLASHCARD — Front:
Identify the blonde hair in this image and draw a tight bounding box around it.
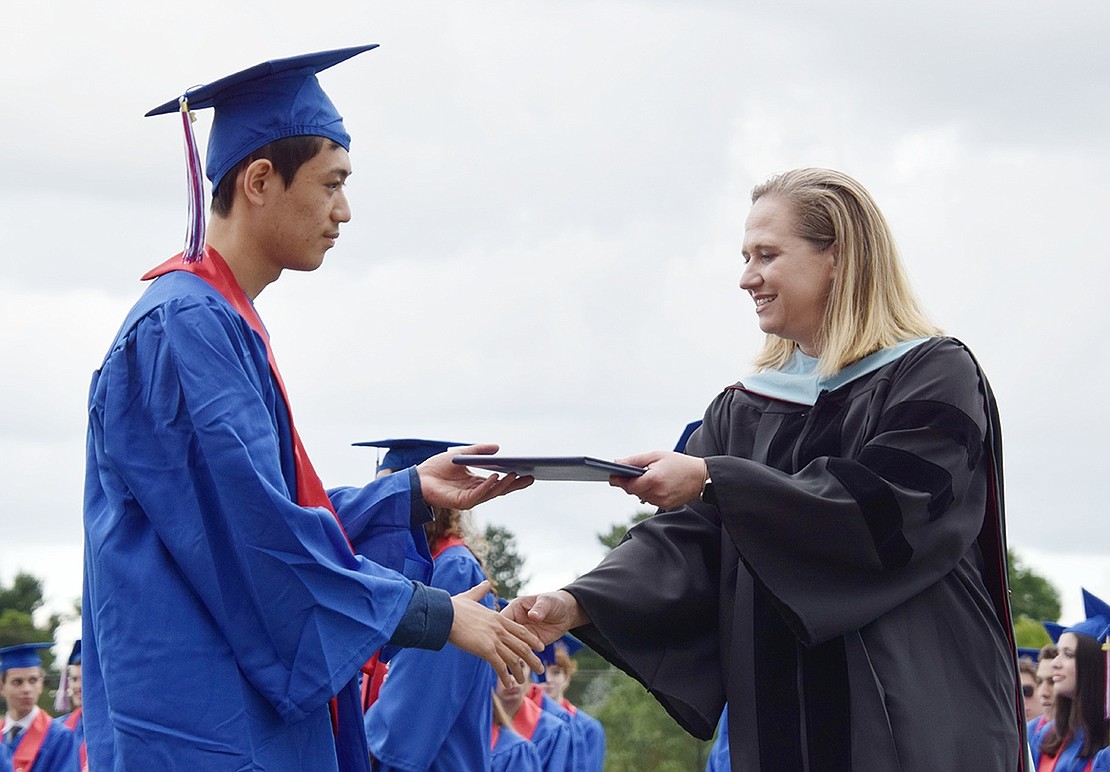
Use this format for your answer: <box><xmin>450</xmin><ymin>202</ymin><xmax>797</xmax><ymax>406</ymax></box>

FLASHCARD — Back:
<box><xmin>749</xmin><ymin>168</ymin><xmax>941</xmax><ymax>375</ymax></box>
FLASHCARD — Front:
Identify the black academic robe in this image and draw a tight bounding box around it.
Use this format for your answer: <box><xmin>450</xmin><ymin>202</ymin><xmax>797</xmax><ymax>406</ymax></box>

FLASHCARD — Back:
<box><xmin>567</xmin><ymin>337</ymin><xmax>1023</xmax><ymax>771</ymax></box>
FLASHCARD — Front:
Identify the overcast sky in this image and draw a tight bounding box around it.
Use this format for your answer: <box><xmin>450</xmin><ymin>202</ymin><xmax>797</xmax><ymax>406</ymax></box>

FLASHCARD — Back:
<box><xmin>2</xmin><ymin>0</ymin><xmax>1108</xmax><ymax>654</ymax></box>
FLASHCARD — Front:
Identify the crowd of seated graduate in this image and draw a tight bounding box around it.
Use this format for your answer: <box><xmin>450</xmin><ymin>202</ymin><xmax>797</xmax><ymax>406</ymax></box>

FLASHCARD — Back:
<box><xmin>1026</xmin><ymin>589</ymin><xmax>1110</xmax><ymax>772</ymax></box>
<box><xmin>0</xmin><ymin>642</ymin><xmax>81</xmax><ymax>772</ymax></box>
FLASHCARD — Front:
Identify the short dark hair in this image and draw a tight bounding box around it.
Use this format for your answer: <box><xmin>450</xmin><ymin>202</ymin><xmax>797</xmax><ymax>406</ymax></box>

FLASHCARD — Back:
<box><xmin>210</xmin><ymin>135</ymin><xmax>329</xmax><ymax>217</ymax></box>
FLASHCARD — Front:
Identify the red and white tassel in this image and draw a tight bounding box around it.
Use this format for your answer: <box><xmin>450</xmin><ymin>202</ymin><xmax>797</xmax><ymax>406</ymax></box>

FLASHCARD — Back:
<box><xmin>179</xmin><ymin>96</ymin><xmax>206</xmax><ymax>263</ymax></box>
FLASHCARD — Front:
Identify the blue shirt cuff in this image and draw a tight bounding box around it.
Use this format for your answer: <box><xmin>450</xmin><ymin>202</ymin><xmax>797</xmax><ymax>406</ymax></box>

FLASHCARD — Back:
<box><xmin>407</xmin><ymin>466</ymin><xmax>433</xmax><ymax>528</ymax></box>
<box><xmin>387</xmin><ymin>582</ymin><xmax>454</xmax><ymax>650</ymax></box>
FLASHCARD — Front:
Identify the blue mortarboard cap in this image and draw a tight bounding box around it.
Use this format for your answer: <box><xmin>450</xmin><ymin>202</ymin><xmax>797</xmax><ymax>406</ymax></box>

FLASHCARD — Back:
<box><xmin>675</xmin><ymin>420</ymin><xmax>703</xmax><ymax>453</ymax></box>
<box><xmin>146</xmin><ymin>45</ymin><xmax>377</xmax><ymax>263</ymax></box>
<box><xmin>0</xmin><ymin>642</ymin><xmax>52</xmax><ymax>672</ymax></box>
<box><xmin>1062</xmin><ymin>588</ymin><xmax>1110</xmax><ymax>641</ymax></box>
<box><xmin>146</xmin><ymin>44</ymin><xmax>378</xmax><ymax>191</ymax></box>
<box><xmin>1017</xmin><ymin>647</ymin><xmax>1040</xmax><ymax>663</ymax></box>
<box><xmin>537</xmin><ymin>634</ymin><xmax>584</xmax><ymax>667</ymax></box>
<box><xmin>67</xmin><ymin>639</ymin><xmax>82</xmax><ymax>666</ymax></box>
<box><xmin>353</xmin><ymin>438</ymin><xmax>470</xmax><ymax>472</ymax></box>
<box><xmin>1043</xmin><ymin>621</ymin><xmax>1066</xmax><ymax>644</ymax></box>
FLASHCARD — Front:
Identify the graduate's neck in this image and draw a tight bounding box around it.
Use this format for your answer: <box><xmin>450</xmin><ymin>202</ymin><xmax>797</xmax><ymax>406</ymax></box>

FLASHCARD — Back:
<box><xmin>205</xmin><ymin>216</ymin><xmax>281</xmax><ymax>300</ymax></box>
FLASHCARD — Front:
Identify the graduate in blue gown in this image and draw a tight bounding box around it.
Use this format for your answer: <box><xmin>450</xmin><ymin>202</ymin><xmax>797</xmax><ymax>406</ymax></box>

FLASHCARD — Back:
<box><xmin>1030</xmin><ymin>590</ymin><xmax>1110</xmax><ymax>771</ymax></box>
<box><xmin>491</xmin><ymin>694</ymin><xmax>543</xmax><ymax>772</ymax></box>
<box><xmin>536</xmin><ymin>636</ymin><xmax>606</xmax><ymax>772</ymax></box>
<box><xmin>496</xmin><ymin>675</ymin><xmax>571</xmax><ymax>771</ymax></box>
<box><xmin>52</xmin><ymin>640</ymin><xmax>84</xmax><ymax>769</ymax></box>
<box><xmin>83</xmin><ymin>46</ymin><xmax>542</xmax><ymax>772</ymax></box>
<box><xmin>362</xmin><ymin>440</ymin><xmax>498</xmax><ymax>771</ymax></box>
<box><xmin>0</xmin><ymin>644</ymin><xmax>77</xmax><ymax>772</ymax></box>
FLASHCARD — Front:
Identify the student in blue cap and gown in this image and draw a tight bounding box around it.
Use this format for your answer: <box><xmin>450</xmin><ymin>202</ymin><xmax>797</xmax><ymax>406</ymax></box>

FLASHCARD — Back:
<box><xmin>491</xmin><ymin>689</ymin><xmax>543</xmax><ymax>771</ymax></box>
<box><xmin>0</xmin><ymin>643</ymin><xmax>77</xmax><ymax>772</ymax></box>
<box><xmin>495</xmin><ymin>669</ymin><xmax>571</xmax><ymax>772</ymax></box>
<box><xmin>52</xmin><ymin>640</ymin><xmax>83</xmax><ymax>770</ymax></box>
<box><xmin>536</xmin><ymin>636</ymin><xmax>605</xmax><ymax>772</ymax></box>
<box><xmin>359</xmin><ymin>438</ymin><xmax>500</xmax><ymax>771</ymax></box>
<box><xmin>1030</xmin><ymin>589</ymin><xmax>1110</xmax><ymax>771</ymax></box>
<box><xmin>82</xmin><ymin>46</ymin><xmax>543</xmax><ymax>772</ymax></box>
<box><xmin>504</xmin><ymin>168</ymin><xmax>1025</xmax><ymax>771</ymax></box>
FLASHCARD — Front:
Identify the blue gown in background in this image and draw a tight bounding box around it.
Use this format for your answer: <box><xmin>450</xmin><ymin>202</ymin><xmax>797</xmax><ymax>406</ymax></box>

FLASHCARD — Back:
<box><xmin>491</xmin><ymin>725</ymin><xmax>542</xmax><ymax>772</ymax></box>
<box><xmin>364</xmin><ymin>542</ymin><xmax>496</xmax><ymax>770</ymax></box>
<box><xmin>1030</xmin><ymin>721</ymin><xmax>1097</xmax><ymax>772</ymax></box>
<box><xmin>0</xmin><ymin>740</ymin><xmax>10</xmax><ymax>772</ymax></box>
<box><xmin>561</xmin><ymin>700</ymin><xmax>605</xmax><ymax>772</ymax></box>
<box><xmin>511</xmin><ymin>697</ymin><xmax>571</xmax><ymax>772</ymax></box>
<box><xmin>83</xmin><ymin>270</ymin><xmax>438</xmax><ymax>771</ymax></box>
<box><xmin>705</xmin><ymin>705</ymin><xmax>730</xmax><ymax>771</ymax></box>
<box><xmin>1091</xmin><ymin>746</ymin><xmax>1109</xmax><ymax>772</ymax></box>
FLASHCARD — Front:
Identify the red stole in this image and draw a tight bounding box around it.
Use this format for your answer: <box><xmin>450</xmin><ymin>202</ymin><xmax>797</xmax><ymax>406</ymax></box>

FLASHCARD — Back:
<box><xmin>143</xmin><ymin>248</ymin><xmax>354</xmax><ymax>732</ymax></box>
<box><xmin>9</xmin><ymin>709</ymin><xmax>50</xmax><ymax>772</ymax></box>
<box><xmin>510</xmin><ymin>695</ymin><xmax>544</xmax><ymax>742</ymax></box>
<box><xmin>559</xmin><ymin>698</ymin><xmax>578</xmax><ymax>716</ymax></box>
<box><xmin>142</xmin><ymin>249</ymin><xmax>351</xmax><ymax>548</ymax></box>
<box><xmin>489</xmin><ymin>723</ymin><xmax>501</xmax><ymax>749</ymax></box>
<box><xmin>62</xmin><ymin>708</ymin><xmax>85</xmax><ymax>769</ymax></box>
<box><xmin>431</xmin><ymin>535</ymin><xmax>469</xmax><ymax>560</ymax></box>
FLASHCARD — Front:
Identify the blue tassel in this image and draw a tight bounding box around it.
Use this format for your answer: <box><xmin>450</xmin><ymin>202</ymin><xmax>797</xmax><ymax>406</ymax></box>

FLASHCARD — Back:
<box><xmin>179</xmin><ymin>97</ymin><xmax>206</xmax><ymax>263</ymax></box>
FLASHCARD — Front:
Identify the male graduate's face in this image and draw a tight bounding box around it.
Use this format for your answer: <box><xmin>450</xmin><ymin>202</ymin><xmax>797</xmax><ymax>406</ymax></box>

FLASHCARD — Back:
<box><xmin>495</xmin><ymin>669</ymin><xmax>525</xmax><ymax>716</ymax></box>
<box><xmin>66</xmin><ymin>663</ymin><xmax>82</xmax><ymax>709</ymax></box>
<box><xmin>740</xmin><ymin>195</ymin><xmax>838</xmax><ymax>356</ymax></box>
<box><xmin>1035</xmin><ymin>657</ymin><xmax>1055</xmax><ymax>717</ymax></box>
<box><xmin>542</xmin><ymin>664</ymin><xmax>570</xmax><ymax>702</ymax></box>
<box><xmin>258</xmin><ymin>142</ymin><xmax>352</xmax><ymax>274</ymax></box>
<box><xmin>0</xmin><ymin>666</ymin><xmax>43</xmax><ymax>720</ymax></box>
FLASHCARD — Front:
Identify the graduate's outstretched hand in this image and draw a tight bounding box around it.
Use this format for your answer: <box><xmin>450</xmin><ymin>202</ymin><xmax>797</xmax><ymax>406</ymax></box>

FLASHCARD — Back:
<box><xmin>449</xmin><ymin>580</ymin><xmax>545</xmax><ymax>689</ymax></box>
<box><xmin>608</xmin><ymin>450</ymin><xmax>708</xmax><ymax>510</ymax></box>
<box><xmin>501</xmin><ymin>591</ymin><xmax>589</xmax><ymax>646</ymax></box>
<box><xmin>417</xmin><ymin>443</ymin><xmax>534</xmax><ymax>510</ymax></box>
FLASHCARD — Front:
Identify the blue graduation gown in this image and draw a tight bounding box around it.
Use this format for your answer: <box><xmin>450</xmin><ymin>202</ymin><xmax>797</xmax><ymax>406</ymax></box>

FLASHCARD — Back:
<box><xmin>1030</xmin><ymin>722</ymin><xmax>1097</xmax><ymax>772</ymax></box>
<box><xmin>0</xmin><ymin>741</ymin><xmax>10</xmax><ymax>772</ymax></box>
<box><xmin>10</xmin><ymin>716</ymin><xmax>77</xmax><ymax>772</ymax></box>
<box><xmin>1091</xmin><ymin>746</ymin><xmax>1108</xmax><ymax>772</ymax></box>
<box><xmin>527</xmin><ymin>707</ymin><xmax>571</xmax><ymax>772</ymax></box>
<box><xmin>83</xmin><ymin>270</ymin><xmax>434</xmax><ymax>771</ymax></box>
<box><xmin>562</xmin><ymin>701</ymin><xmax>605</xmax><ymax>772</ymax></box>
<box><xmin>705</xmin><ymin>705</ymin><xmax>730</xmax><ymax>771</ymax></box>
<box><xmin>491</xmin><ymin>726</ymin><xmax>542</xmax><ymax>772</ymax></box>
<box><xmin>364</xmin><ymin>543</ymin><xmax>496</xmax><ymax>771</ymax></box>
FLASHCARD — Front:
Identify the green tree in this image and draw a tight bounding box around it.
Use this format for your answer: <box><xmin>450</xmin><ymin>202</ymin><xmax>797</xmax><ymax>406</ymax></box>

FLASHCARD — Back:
<box><xmin>0</xmin><ymin>571</ymin><xmax>67</xmax><ymax>712</ymax></box>
<box><xmin>596</xmin><ymin>509</ymin><xmax>654</xmax><ymax>551</ymax></box>
<box><xmin>594</xmin><ymin>669</ymin><xmax>711</xmax><ymax>771</ymax></box>
<box><xmin>582</xmin><ymin>509</ymin><xmax>713</xmax><ymax>770</ymax></box>
<box><xmin>483</xmin><ymin>524</ymin><xmax>529</xmax><ymax>599</ymax></box>
<box><xmin>1008</xmin><ymin>548</ymin><xmax>1061</xmax><ymax>624</ymax></box>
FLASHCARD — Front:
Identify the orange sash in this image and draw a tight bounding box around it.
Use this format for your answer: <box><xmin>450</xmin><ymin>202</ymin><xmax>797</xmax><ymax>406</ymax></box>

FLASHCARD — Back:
<box><xmin>9</xmin><ymin>709</ymin><xmax>50</xmax><ymax>772</ymax></box>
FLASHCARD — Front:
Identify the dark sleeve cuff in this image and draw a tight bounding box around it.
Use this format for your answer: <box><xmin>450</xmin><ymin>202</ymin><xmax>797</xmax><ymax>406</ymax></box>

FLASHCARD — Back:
<box><xmin>387</xmin><ymin>582</ymin><xmax>454</xmax><ymax>650</ymax></box>
<box><xmin>407</xmin><ymin>466</ymin><xmax>434</xmax><ymax>528</ymax></box>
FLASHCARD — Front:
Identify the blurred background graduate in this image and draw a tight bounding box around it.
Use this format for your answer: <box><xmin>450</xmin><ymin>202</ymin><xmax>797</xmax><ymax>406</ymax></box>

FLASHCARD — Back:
<box><xmin>0</xmin><ymin>643</ymin><xmax>77</xmax><ymax>772</ymax></box>
<box><xmin>1030</xmin><ymin>589</ymin><xmax>1110</xmax><ymax>770</ymax></box>
<box><xmin>360</xmin><ymin>439</ymin><xmax>500</xmax><ymax>771</ymax></box>
<box><xmin>52</xmin><ymin>640</ymin><xmax>84</xmax><ymax>770</ymax></box>
<box><xmin>535</xmin><ymin>636</ymin><xmax>605</xmax><ymax>771</ymax></box>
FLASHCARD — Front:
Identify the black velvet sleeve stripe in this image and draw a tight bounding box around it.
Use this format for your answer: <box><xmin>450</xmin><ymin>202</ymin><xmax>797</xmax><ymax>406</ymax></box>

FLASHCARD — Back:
<box><xmin>826</xmin><ymin>457</ymin><xmax>914</xmax><ymax>570</ymax></box>
<box><xmin>857</xmin><ymin>445</ymin><xmax>954</xmax><ymax>522</ymax></box>
<box><xmin>877</xmin><ymin>400</ymin><xmax>983</xmax><ymax>470</ymax></box>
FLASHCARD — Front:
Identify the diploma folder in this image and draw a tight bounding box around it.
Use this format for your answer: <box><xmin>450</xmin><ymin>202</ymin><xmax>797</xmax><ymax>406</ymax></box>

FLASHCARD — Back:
<box><xmin>451</xmin><ymin>455</ymin><xmax>646</xmax><ymax>482</ymax></box>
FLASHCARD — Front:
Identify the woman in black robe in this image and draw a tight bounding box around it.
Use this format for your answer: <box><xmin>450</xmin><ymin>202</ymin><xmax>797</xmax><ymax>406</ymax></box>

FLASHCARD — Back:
<box><xmin>504</xmin><ymin>168</ymin><xmax>1025</xmax><ymax>771</ymax></box>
